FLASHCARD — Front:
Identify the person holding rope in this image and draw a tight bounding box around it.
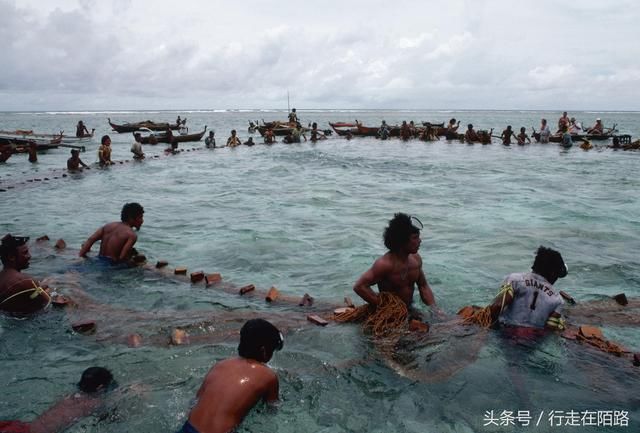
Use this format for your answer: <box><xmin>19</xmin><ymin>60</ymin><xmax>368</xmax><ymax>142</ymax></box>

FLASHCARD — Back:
<box><xmin>480</xmin><ymin>246</ymin><xmax>568</xmax><ymax>335</ymax></box>
<box><xmin>352</xmin><ymin>213</ymin><xmax>440</xmax><ymax>322</ymax></box>
<box><xmin>0</xmin><ymin>234</ymin><xmax>51</xmax><ymax>315</ymax></box>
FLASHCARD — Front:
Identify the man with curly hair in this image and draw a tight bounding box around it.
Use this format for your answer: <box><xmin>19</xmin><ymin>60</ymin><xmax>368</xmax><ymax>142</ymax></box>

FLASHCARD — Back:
<box><xmin>353</xmin><ymin>213</ymin><xmax>438</xmax><ymax>316</ymax></box>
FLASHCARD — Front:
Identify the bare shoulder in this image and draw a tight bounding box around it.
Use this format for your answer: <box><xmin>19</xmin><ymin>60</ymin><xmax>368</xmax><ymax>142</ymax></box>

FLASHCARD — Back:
<box><xmin>373</xmin><ymin>254</ymin><xmax>395</xmax><ymax>272</ymax></box>
<box><xmin>411</xmin><ymin>253</ymin><xmax>424</xmax><ymax>266</ymax></box>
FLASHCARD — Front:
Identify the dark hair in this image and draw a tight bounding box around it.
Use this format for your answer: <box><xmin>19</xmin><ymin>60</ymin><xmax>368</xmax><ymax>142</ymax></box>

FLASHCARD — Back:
<box><xmin>120</xmin><ymin>202</ymin><xmax>144</xmax><ymax>222</ymax></box>
<box><xmin>532</xmin><ymin>246</ymin><xmax>567</xmax><ymax>281</ymax></box>
<box><xmin>101</xmin><ymin>135</ymin><xmax>110</xmax><ymax>145</ymax></box>
<box><xmin>467</xmin><ymin>124</ymin><xmax>473</xmax><ymax>129</ymax></box>
<box><xmin>449</xmin><ymin>118</ymin><xmax>456</xmax><ymax>124</ymax></box>
<box><xmin>383</xmin><ymin>213</ymin><xmax>420</xmax><ymax>252</ymax></box>
<box><xmin>238</xmin><ymin>319</ymin><xmax>283</xmax><ymax>360</ymax></box>
<box><xmin>0</xmin><ymin>234</ymin><xmax>29</xmax><ymax>264</ymax></box>
<box><xmin>78</xmin><ymin>367</ymin><xmax>113</xmax><ymax>393</ymax></box>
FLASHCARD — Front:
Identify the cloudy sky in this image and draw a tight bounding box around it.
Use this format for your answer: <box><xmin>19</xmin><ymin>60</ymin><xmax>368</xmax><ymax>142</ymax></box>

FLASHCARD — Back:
<box><xmin>1</xmin><ymin>0</ymin><xmax>639</xmax><ymax>111</ymax></box>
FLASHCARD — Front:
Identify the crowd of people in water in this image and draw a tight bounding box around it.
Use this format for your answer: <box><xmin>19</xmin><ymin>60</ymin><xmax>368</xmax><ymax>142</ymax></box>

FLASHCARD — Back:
<box><xmin>1</xmin><ymin>109</ymin><xmax>639</xmax><ymax>170</ymax></box>
<box><xmin>1</xmin><ymin>201</ymin><xmax>638</xmax><ymax>432</ymax></box>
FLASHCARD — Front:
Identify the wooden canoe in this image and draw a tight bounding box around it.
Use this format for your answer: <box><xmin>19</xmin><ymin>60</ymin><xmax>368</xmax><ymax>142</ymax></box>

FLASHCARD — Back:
<box><xmin>108</xmin><ymin>118</ymin><xmax>181</xmax><ymax>133</ymax></box>
<box><xmin>140</xmin><ymin>126</ymin><xmax>207</xmax><ymax>144</ymax></box>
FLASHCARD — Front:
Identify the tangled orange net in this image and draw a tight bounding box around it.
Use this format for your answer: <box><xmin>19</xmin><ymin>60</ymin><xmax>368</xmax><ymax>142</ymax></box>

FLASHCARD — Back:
<box><xmin>458</xmin><ymin>305</ymin><xmax>494</xmax><ymax>327</ymax></box>
<box><xmin>333</xmin><ymin>292</ymin><xmax>408</xmax><ymax>338</ymax></box>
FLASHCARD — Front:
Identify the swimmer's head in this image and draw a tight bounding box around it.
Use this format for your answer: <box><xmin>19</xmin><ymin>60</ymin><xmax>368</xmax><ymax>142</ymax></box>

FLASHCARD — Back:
<box><xmin>532</xmin><ymin>246</ymin><xmax>568</xmax><ymax>284</ymax></box>
<box><xmin>121</xmin><ymin>202</ymin><xmax>144</xmax><ymax>229</ymax></box>
<box><xmin>78</xmin><ymin>367</ymin><xmax>114</xmax><ymax>393</ymax></box>
<box><xmin>0</xmin><ymin>234</ymin><xmax>30</xmax><ymax>267</ymax></box>
<box><xmin>238</xmin><ymin>318</ymin><xmax>283</xmax><ymax>362</ymax></box>
<box><xmin>383</xmin><ymin>213</ymin><xmax>423</xmax><ymax>253</ymax></box>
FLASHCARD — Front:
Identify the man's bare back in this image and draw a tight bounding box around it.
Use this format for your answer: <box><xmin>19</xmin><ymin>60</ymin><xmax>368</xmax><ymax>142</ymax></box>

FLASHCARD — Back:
<box><xmin>188</xmin><ymin>358</ymin><xmax>278</xmax><ymax>433</ymax></box>
<box><xmin>78</xmin><ymin>203</ymin><xmax>144</xmax><ymax>263</ymax></box>
<box><xmin>79</xmin><ymin>222</ymin><xmax>137</xmax><ymax>262</ymax></box>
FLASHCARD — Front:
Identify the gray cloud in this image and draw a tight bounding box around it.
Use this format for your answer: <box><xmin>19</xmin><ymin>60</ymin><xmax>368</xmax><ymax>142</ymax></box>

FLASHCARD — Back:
<box><xmin>1</xmin><ymin>0</ymin><xmax>639</xmax><ymax>110</ymax></box>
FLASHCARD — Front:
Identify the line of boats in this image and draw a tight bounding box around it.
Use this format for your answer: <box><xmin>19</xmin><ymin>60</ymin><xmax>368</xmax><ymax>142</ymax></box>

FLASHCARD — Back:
<box><xmin>0</xmin><ymin>117</ymin><xmax>631</xmax><ymax>157</ymax></box>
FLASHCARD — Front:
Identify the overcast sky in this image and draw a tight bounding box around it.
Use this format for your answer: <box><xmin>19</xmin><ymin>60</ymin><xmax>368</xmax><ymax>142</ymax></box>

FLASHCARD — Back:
<box><xmin>1</xmin><ymin>0</ymin><xmax>639</xmax><ymax>111</ymax></box>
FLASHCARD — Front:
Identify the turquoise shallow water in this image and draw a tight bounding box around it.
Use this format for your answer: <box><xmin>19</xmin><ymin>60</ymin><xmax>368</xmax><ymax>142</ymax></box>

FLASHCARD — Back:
<box><xmin>1</xmin><ymin>109</ymin><xmax>639</xmax><ymax>432</ymax></box>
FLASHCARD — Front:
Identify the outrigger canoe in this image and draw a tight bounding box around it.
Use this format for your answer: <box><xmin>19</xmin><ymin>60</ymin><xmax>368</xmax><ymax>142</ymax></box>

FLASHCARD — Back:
<box><xmin>108</xmin><ymin>118</ymin><xmax>182</xmax><ymax>133</ymax></box>
<box><xmin>0</xmin><ymin>130</ymin><xmax>63</xmax><ymax>151</ymax></box>
<box><xmin>139</xmin><ymin>126</ymin><xmax>207</xmax><ymax>144</ymax></box>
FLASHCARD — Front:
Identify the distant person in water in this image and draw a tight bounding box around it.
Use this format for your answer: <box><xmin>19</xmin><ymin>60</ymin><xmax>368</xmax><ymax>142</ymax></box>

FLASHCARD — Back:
<box><xmin>98</xmin><ymin>135</ymin><xmax>113</xmax><ymax>166</ymax></box>
<box><xmin>353</xmin><ymin>213</ymin><xmax>438</xmax><ymax>318</ymax></box>
<box><xmin>263</xmin><ymin>128</ymin><xmax>276</xmax><ymax>144</ymax></box>
<box><xmin>0</xmin><ymin>234</ymin><xmax>51</xmax><ymax>316</ymax></box>
<box><xmin>27</xmin><ymin>142</ymin><xmax>37</xmax><ymax>163</ymax></box>
<box><xmin>75</xmin><ymin>121</ymin><xmax>93</xmax><ymax>138</ymax></box>
<box><xmin>310</xmin><ymin>122</ymin><xmax>326</xmax><ymax>142</ymax></box>
<box><xmin>131</xmin><ymin>133</ymin><xmax>145</xmax><ymax>160</ymax></box>
<box><xmin>464</xmin><ymin>124</ymin><xmax>480</xmax><ymax>143</ymax></box>
<box><xmin>537</xmin><ymin>118</ymin><xmax>551</xmax><ymax>143</ymax></box>
<box><xmin>445</xmin><ymin>118</ymin><xmax>460</xmax><ymax>139</ymax></box>
<box><xmin>227</xmin><ymin>130</ymin><xmax>241</xmax><ymax>147</ymax></box>
<box><xmin>516</xmin><ymin>127</ymin><xmax>531</xmax><ymax>145</ymax></box>
<box><xmin>243</xmin><ymin>137</ymin><xmax>255</xmax><ymax>146</ymax></box>
<box><xmin>205</xmin><ymin>131</ymin><xmax>216</xmax><ymax>148</ymax></box>
<box><xmin>0</xmin><ymin>367</ymin><xmax>117</xmax><ymax>433</ymax></box>
<box><xmin>177</xmin><ymin>318</ymin><xmax>283</xmax><ymax>433</ymax></box>
<box><xmin>78</xmin><ymin>202</ymin><xmax>144</xmax><ymax>265</ymax></box>
<box><xmin>500</xmin><ymin>125</ymin><xmax>516</xmax><ymax>145</ymax></box>
<box><xmin>0</xmin><ymin>143</ymin><xmax>12</xmax><ymax>163</ymax></box>
<box><xmin>67</xmin><ymin>149</ymin><xmax>89</xmax><ymax>171</ymax></box>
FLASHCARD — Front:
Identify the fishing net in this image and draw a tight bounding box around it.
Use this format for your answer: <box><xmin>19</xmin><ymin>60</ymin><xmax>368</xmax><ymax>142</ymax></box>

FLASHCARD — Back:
<box><xmin>458</xmin><ymin>305</ymin><xmax>494</xmax><ymax>327</ymax></box>
<box><xmin>333</xmin><ymin>292</ymin><xmax>409</xmax><ymax>338</ymax></box>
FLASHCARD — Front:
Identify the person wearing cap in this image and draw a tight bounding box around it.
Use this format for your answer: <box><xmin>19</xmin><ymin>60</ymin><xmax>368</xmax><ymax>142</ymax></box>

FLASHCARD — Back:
<box><xmin>177</xmin><ymin>318</ymin><xmax>283</xmax><ymax>433</ymax></box>
<box><xmin>587</xmin><ymin>118</ymin><xmax>604</xmax><ymax>135</ymax></box>
<box><xmin>0</xmin><ymin>234</ymin><xmax>51</xmax><ymax>315</ymax></box>
<box><xmin>353</xmin><ymin>213</ymin><xmax>439</xmax><ymax>317</ymax></box>
<box><xmin>78</xmin><ymin>202</ymin><xmax>144</xmax><ymax>265</ymax></box>
<box><xmin>486</xmin><ymin>246</ymin><xmax>568</xmax><ymax>331</ymax></box>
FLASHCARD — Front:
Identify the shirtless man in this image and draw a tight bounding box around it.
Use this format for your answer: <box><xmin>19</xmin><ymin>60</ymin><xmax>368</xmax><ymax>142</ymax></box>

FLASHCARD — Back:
<box><xmin>500</xmin><ymin>125</ymin><xmax>516</xmax><ymax>145</ymax></box>
<box><xmin>464</xmin><ymin>124</ymin><xmax>480</xmax><ymax>143</ymax></box>
<box><xmin>78</xmin><ymin>203</ymin><xmax>144</xmax><ymax>265</ymax></box>
<box><xmin>226</xmin><ymin>130</ymin><xmax>241</xmax><ymax>147</ymax></box>
<box><xmin>557</xmin><ymin>111</ymin><xmax>570</xmax><ymax>132</ymax></box>
<box><xmin>178</xmin><ymin>319</ymin><xmax>283</xmax><ymax>433</ymax></box>
<box><xmin>67</xmin><ymin>149</ymin><xmax>89</xmax><ymax>171</ymax></box>
<box><xmin>0</xmin><ymin>234</ymin><xmax>51</xmax><ymax>315</ymax></box>
<box><xmin>445</xmin><ymin>118</ymin><xmax>460</xmax><ymax>140</ymax></box>
<box><xmin>516</xmin><ymin>127</ymin><xmax>531</xmax><ymax>145</ymax></box>
<box><xmin>75</xmin><ymin>121</ymin><xmax>92</xmax><ymax>138</ymax></box>
<box><xmin>353</xmin><ymin>213</ymin><xmax>438</xmax><ymax>317</ymax></box>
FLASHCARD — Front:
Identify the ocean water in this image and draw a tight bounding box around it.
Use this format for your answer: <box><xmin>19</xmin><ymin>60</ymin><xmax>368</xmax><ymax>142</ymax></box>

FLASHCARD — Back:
<box><xmin>1</xmin><ymin>109</ymin><xmax>639</xmax><ymax>432</ymax></box>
